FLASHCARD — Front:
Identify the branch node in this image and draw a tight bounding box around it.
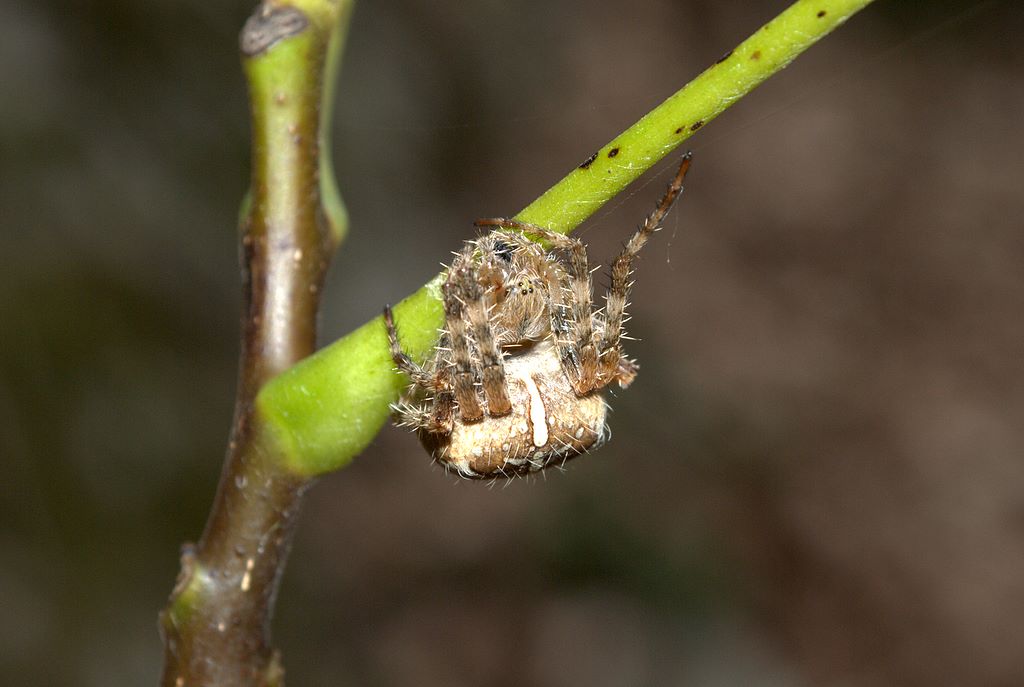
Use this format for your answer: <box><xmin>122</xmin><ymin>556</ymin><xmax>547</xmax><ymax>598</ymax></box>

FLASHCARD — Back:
<box><xmin>240</xmin><ymin>5</ymin><xmax>310</xmax><ymax>57</ymax></box>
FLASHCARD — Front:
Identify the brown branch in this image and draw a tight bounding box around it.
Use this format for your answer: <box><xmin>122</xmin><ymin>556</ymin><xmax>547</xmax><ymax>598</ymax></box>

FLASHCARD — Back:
<box><xmin>159</xmin><ymin>2</ymin><xmax>352</xmax><ymax>685</ymax></box>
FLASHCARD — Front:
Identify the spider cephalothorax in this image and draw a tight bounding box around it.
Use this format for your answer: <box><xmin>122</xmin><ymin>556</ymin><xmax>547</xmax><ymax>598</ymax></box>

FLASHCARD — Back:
<box><xmin>385</xmin><ymin>154</ymin><xmax>692</xmax><ymax>478</ymax></box>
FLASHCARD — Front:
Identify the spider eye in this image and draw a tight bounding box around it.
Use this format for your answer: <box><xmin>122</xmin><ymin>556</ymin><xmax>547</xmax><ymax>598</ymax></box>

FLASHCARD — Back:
<box><xmin>494</xmin><ymin>240</ymin><xmax>515</xmax><ymax>263</ymax></box>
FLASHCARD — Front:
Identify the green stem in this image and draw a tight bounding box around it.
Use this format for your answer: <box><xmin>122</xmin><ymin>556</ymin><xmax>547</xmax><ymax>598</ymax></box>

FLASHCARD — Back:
<box><xmin>259</xmin><ymin>0</ymin><xmax>877</xmax><ymax>477</ymax></box>
<box><xmin>159</xmin><ymin>2</ymin><xmax>353</xmax><ymax>685</ymax></box>
<box><xmin>318</xmin><ymin>0</ymin><xmax>351</xmax><ymax>244</ymax></box>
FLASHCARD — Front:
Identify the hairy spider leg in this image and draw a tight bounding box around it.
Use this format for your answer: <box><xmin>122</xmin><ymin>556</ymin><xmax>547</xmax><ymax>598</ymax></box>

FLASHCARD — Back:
<box><xmin>383</xmin><ymin>305</ymin><xmax>455</xmax><ymax>433</ymax></box>
<box><xmin>383</xmin><ymin>305</ymin><xmax>442</xmax><ymax>390</ymax></box>
<box><xmin>428</xmin><ymin>388</ymin><xmax>456</xmax><ymax>433</ymax></box>
<box><xmin>422</xmin><ymin>330</ymin><xmax>457</xmax><ymax>433</ymax></box>
<box><xmin>443</xmin><ymin>249</ymin><xmax>485</xmax><ymax>422</ymax></box>
<box><xmin>599</xmin><ymin>153</ymin><xmax>692</xmax><ymax>381</ymax></box>
<box><xmin>450</xmin><ymin>244</ymin><xmax>513</xmax><ymax>416</ymax></box>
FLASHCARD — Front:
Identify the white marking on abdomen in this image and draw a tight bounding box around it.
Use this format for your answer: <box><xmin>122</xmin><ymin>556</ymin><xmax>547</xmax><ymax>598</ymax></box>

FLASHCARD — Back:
<box><xmin>522</xmin><ymin>375</ymin><xmax>548</xmax><ymax>447</ymax></box>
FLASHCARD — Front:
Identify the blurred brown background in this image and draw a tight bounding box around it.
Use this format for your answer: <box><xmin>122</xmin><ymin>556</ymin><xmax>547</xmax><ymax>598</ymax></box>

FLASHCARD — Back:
<box><xmin>3</xmin><ymin>0</ymin><xmax>1023</xmax><ymax>685</ymax></box>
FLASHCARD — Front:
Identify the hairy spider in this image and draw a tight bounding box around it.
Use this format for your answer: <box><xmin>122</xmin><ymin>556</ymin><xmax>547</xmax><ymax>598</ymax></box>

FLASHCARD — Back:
<box><xmin>384</xmin><ymin>153</ymin><xmax>692</xmax><ymax>478</ymax></box>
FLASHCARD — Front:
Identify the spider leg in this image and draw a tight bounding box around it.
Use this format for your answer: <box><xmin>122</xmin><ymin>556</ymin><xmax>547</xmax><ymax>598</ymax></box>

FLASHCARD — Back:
<box><xmin>476</xmin><ymin>218</ymin><xmax>600</xmax><ymax>395</ymax></box>
<box><xmin>444</xmin><ymin>247</ymin><xmax>485</xmax><ymax>422</ymax></box>
<box><xmin>391</xmin><ymin>401</ymin><xmax>431</xmax><ymax>430</ymax></box>
<box><xmin>383</xmin><ymin>305</ymin><xmax>444</xmax><ymax>391</ymax></box>
<box><xmin>598</xmin><ymin>153</ymin><xmax>692</xmax><ymax>382</ymax></box>
<box><xmin>617</xmin><ymin>356</ymin><xmax>639</xmax><ymax>388</ymax></box>
<box><xmin>429</xmin><ymin>388</ymin><xmax>456</xmax><ymax>433</ymax></box>
<box><xmin>384</xmin><ymin>306</ymin><xmax>454</xmax><ymax>433</ymax></box>
<box><xmin>426</xmin><ymin>330</ymin><xmax>457</xmax><ymax>434</ymax></box>
<box><xmin>454</xmin><ymin>243</ymin><xmax>513</xmax><ymax>416</ymax></box>
<box><xmin>391</xmin><ymin>393</ymin><xmax>455</xmax><ymax>435</ymax></box>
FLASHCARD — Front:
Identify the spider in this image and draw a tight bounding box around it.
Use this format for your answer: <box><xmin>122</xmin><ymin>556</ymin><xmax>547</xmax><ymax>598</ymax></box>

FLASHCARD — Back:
<box><xmin>384</xmin><ymin>153</ymin><xmax>692</xmax><ymax>478</ymax></box>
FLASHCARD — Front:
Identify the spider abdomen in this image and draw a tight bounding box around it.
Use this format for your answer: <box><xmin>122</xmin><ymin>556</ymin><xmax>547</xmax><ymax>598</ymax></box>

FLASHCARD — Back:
<box><xmin>422</xmin><ymin>341</ymin><xmax>608</xmax><ymax>478</ymax></box>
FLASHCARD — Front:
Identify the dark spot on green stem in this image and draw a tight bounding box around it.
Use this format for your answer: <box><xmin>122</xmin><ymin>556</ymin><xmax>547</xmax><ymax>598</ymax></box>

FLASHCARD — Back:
<box><xmin>674</xmin><ymin>127</ymin><xmax>683</xmax><ymax>134</ymax></box>
<box><xmin>715</xmin><ymin>50</ymin><xmax>733</xmax><ymax>64</ymax></box>
<box><xmin>817</xmin><ymin>10</ymin><xmax>827</xmax><ymax>17</ymax></box>
<box><xmin>689</xmin><ymin>120</ymin><xmax>704</xmax><ymax>132</ymax></box>
<box><xmin>751</xmin><ymin>50</ymin><xmax>761</xmax><ymax>60</ymax></box>
<box><xmin>579</xmin><ymin>152</ymin><xmax>598</xmax><ymax>169</ymax></box>
<box><xmin>240</xmin><ymin>5</ymin><xmax>310</xmax><ymax>57</ymax></box>
<box><xmin>607</xmin><ymin>147</ymin><xmax>620</xmax><ymax>158</ymax></box>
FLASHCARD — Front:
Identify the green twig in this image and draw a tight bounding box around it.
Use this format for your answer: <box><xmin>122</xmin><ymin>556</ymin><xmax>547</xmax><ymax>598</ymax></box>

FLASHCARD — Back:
<box><xmin>257</xmin><ymin>0</ymin><xmax>877</xmax><ymax>478</ymax></box>
<box><xmin>159</xmin><ymin>1</ymin><xmax>353</xmax><ymax>685</ymax></box>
